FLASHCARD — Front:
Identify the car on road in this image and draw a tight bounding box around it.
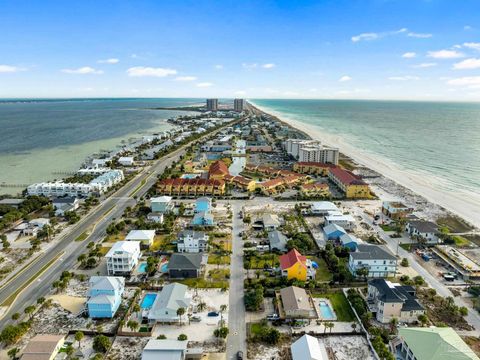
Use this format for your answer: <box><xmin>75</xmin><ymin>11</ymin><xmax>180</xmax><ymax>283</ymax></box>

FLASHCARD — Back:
<box><xmin>207</xmin><ymin>311</ymin><xmax>219</xmax><ymax>317</ymax></box>
<box><xmin>190</xmin><ymin>315</ymin><xmax>201</xmax><ymax>322</ymax></box>
<box><xmin>266</xmin><ymin>313</ymin><xmax>279</xmax><ymax>320</ymax></box>
<box><xmin>237</xmin><ymin>351</ymin><xmax>243</xmax><ymax>360</ymax></box>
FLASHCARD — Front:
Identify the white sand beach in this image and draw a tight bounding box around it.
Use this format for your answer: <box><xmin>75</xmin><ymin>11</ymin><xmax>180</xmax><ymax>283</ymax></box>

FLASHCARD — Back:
<box><xmin>251</xmin><ymin>102</ymin><xmax>480</xmax><ymax>229</ymax></box>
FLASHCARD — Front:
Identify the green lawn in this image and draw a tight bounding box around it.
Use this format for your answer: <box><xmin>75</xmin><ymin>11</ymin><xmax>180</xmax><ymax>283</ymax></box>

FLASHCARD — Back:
<box><xmin>400</xmin><ymin>243</ymin><xmax>412</xmax><ymax>251</ymax></box>
<box><xmin>308</xmin><ymin>256</ymin><xmax>332</xmax><ymax>282</ymax></box>
<box><xmin>452</xmin><ymin>235</ymin><xmax>471</xmax><ymax>247</ymax></box>
<box><xmin>75</xmin><ymin>231</ymin><xmax>89</xmax><ymax>242</ymax></box>
<box><xmin>244</xmin><ymin>254</ymin><xmax>279</xmax><ymax>269</ymax></box>
<box><xmin>178</xmin><ymin>278</ymin><xmax>229</xmax><ymax>289</ymax></box>
<box><xmin>380</xmin><ymin>224</ymin><xmax>395</xmax><ymax>232</ymax></box>
<box><xmin>207</xmin><ymin>254</ymin><xmax>231</xmax><ymax>265</ymax></box>
<box><xmin>312</xmin><ymin>291</ymin><xmax>355</xmax><ymax>322</ymax></box>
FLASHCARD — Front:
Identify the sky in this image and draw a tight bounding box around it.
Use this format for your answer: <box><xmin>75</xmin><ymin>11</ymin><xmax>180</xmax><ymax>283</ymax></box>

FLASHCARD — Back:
<box><xmin>1</xmin><ymin>0</ymin><xmax>480</xmax><ymax>100</ymax></box>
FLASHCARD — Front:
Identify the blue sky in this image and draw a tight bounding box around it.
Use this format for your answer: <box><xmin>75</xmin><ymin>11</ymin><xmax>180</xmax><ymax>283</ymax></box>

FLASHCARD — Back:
<box><xmin>1</xmin><ymin>0</ymin><xmax>480</xmax><ymax>100</ymax></box>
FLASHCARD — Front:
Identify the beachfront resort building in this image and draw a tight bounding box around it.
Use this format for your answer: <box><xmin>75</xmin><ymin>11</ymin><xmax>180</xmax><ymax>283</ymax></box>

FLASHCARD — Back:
<box><xmin>234</xmin><ymin>98</ymin><xmax>245</xmax><ymax>112</ymax></box>
<box><xmin>300</xmin><ymin>182</ymin><xmax>331</xmax><ymax>198</ymax></box>
<box><xmin>349</xmin><ymin>244</ymin><xmax>397</xmax><ymax>278</ymax></box>
<box><xmin>298</xmin><ymin>145</ymin><xmax>339</xmax><ymax>165</ymax></box>
<box><xmin>367</xmin><ymin>279</ymin><xmax>425</xmax><ymax>323</ymax></box>
<box><xmin>390</xmin><ymin>327</ymin><xmax>480</xmax><ymax>360</ymax></box>
<box><xmin>206</xmin><ymin>98</ymin><xmax>218</xmax><ymax>111</ymax></box>
<box><xmin>105</xmin><ymin>241</ymin><xmax>141</xmax><ymax>276</ymax></box>
<box><xmin>27</xmin><ymin>170</ymin><xmax>124</xmax><ymax>197</ymax></box>
<box><xmin>87</xmin><ymin>276</ymin><xmax>125</xmax><ymax>319</ymax></box>
<box><xmin>280</xmin><ymin>249</ymin><xmax>316</xmax><ymax>281</ymax></box>
<box><xmin>177</xmin><ymin>230</ymin><xmax>209</xmax><ymax>253</ymax></box>
<box><xmin>328</xmin><ymin>167</ymin><xmax>370</xmax><ymax>199</ymax></box>
<box><xmin>148</xmin><ymin>283</ymin><xmax>191</xmax><ymax>323</ymax></box>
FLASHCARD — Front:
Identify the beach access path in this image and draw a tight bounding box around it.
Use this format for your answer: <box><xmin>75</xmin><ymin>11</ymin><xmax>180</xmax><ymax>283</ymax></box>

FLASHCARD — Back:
<box><xmin>0</xmin><ymin>119</ymin><xmax>244</xmax><ymax>329</ymax></box>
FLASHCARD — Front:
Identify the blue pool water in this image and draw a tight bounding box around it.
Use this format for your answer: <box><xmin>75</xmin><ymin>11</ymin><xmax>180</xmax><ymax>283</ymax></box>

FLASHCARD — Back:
<box><xmin>319</xmin><ymin>301</ymin><xmax>335</xmax><ymax>320</ymax></box>
<box><xmin>138</xmin><ymin>262</ymin><xmax>148</xmax><ymax>273</ymax></box>
<box><xmin>161</xmin><ymin>263</ymin><xmax>168</xmax><ymax>273</ymax></box>
<box><xmin>141</xmin><ymin>293</ymin><xmax>157</xmax><ymax>309</ymax></box>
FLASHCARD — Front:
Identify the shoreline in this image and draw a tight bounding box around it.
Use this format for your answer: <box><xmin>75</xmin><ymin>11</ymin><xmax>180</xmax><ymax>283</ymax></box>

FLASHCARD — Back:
<box><xmin>249</xmin><ymin>101</ymin><xmax>480</xmax><ymax>229</ymax></box>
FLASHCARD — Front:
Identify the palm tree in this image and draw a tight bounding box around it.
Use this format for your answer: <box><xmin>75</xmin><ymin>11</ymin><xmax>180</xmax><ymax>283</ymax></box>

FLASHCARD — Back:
<box><xmin>351</xmin><ymin>322</ymin><xmax>357</xmax><ymax>333</ymax></box>
<box><xmin>127</xmin><ymin>320</ymin><xmax>139</xmax><ymax>332</ymax></box>
<box><xmin>326</xmin><ymin>321</ymin><xmax>334</xmax><ymax>333</ymax></box>
<box><xmin>389</xmin><ymin>317</ymin><xmax>398</xmax><ymax>334</ymax></box>
<box><xmin>132</xmin><ymin>303</ymin><xmax>141</xmax><ymax>318</ymax></box>
<box><xmin>197</xmin><ymin>301</ymin><xmax>207</xmax><ymax>312</ymax></box>
<box><xmin>24</xmin><ymin>305</ymin><xmax>36</xmax><ymax>321</ymax></box>
<box><xmin>219</xmin><ymin>304</ymin><xmax>227</xmax><ymax>323</ymax></box>
<box><xmin>177</xmin><ymin>307</ymin><xmax>186</xmax><ymax>324</ymax></box>
<box><xmin>7</xmin><ymin>347</ymin><xmax>19</xmax><ymax>360</ymax></box>
<box><xmin>74</xmin><ymin>331</ymin><xmax>84</xmax><ymax>348</ymax></box>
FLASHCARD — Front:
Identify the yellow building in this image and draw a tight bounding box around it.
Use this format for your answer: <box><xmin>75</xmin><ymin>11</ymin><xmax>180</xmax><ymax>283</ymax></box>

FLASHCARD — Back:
<box><xmin>328</xmin><ymin>167</ymin><xmax>370</xmax><ymax>199</ymax></box>
<box><xmin>293</xmin><ymin>162</ymin><xmax>337</xmax><ymax>176</ymax></box>
<box><xmin>279</xmin><ymin>249</ymin><xmax>316</xmax><ymax>281</ymax></box>
<box><xmin>300</xmin><ymin>182</ymin><xmax>331</xmax><ymax>198</ymax></box>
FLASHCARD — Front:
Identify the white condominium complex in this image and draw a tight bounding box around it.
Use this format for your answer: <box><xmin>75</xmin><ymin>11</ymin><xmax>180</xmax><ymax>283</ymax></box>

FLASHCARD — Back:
<box><xmin>284</xmin><ymin>139</ymin><xmax>339</xmax><ymax>165</ymax></box>
<box><xmin>27</xmin><ymin>170</ymin><xmax>124</xmax><ymax>197</ymax></box>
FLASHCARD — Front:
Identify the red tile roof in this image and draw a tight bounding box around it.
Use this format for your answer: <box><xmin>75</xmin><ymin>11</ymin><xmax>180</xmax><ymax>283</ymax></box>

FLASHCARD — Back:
<box><xmin>329</xmin><ymin>167</ymin><xmax>367</xmax><ymax>186</ymax></box>
<box><xmin>301</xmin><ymin>182</ymin><xmax>329</xmax><ymax>189</ymax></box>
<box><xmin>158</xmin><ymin>178</ymin><xmax>225</xmax><ymax>187</ymax></box>
<box><xmin>279</xmin><ymin>249</ymin><xmax>307</xmax><ymax>270</ymax></box>
<box><xmin>209</xmin><ymin>160</ymin><xmax>229</xmax><ymax>177</ymax></box>
<box><xmin>260</xmin><ymin>178</ymin><xmax>284</xmax><ymax>188</ymax></box>
<box><xmin>296</xmin><ymin>162</ymin><xmax>337</xmax><ymax>168</ymax></box>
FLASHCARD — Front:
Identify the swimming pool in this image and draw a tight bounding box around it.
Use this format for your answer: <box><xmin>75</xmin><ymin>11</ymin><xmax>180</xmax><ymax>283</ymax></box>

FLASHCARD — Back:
<box><xmin>160</xmin><ymin>263</ymin><xmax>168</xmax><ymax>273</ymax></box>
<box><xmin>319</xmin><ymin>300</ymin><xmax>336</xmax><ymax>320</ymax></box>
<box><xmin>141</xmin><ymin>293</ymin><xmax>157</xmax><ymax>309</ymax></box>
<box><xmin>138</xmin><ymin>262</ymin><xmax>148</xmax><ymax>273</ymax></box>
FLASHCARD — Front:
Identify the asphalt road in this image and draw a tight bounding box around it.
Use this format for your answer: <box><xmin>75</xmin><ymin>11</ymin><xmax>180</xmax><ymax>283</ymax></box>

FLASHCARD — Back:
<box><xmin>0</xmin><ymin>123</ymin><xmax>238</xmax><ymax>329</ymax></box>
<box><xmin>226</xmin><ymin>203</ymin><xmax>247</xmax><ymax>359</ymax></box>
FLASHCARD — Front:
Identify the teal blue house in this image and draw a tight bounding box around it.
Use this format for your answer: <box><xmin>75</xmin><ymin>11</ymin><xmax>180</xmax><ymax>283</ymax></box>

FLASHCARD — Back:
<box><xmin>191</xmin><ymin>211</ymin><xmax>215</xmax><ymax>226</ymax></box>
<box><xmin>194</xmin><ymin>197</ymin><xmax>212</xmax><ymax>213</ymax></box>
<box><xmin>87</xmin><ymin>276</ymin><xmax>125</xmax><ymax>318</ymax></box>
<box><xmin>323</xmin><ymin>223</ymin><xmax>346</xmax><ymax>240</ymax></box>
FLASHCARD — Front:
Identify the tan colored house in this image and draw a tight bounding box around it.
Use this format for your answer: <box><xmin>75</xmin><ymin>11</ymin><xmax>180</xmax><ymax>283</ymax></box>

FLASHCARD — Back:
<box><xmin>279</xmin><ymin>286</ymin><xmax>316</xmax><ymax>319</ymax></box>
<box><xmin>21</xmin><ymin>334</ymin><xmax>65</xmax><ymax>360</ymax></box>
<box><xmin>367</xmin><ymin>279</ymin><xmax>425</xmax><ymax>323</ymax></box>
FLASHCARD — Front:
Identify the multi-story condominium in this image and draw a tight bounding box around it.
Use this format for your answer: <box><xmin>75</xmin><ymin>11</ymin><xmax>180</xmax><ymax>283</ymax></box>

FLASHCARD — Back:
<box><xmin>298</xmin><ymin>146</ymin><xmax>339</xmax><ymax>165</ymax></box>
<box><xmin>284</xmin><ymin>139</ymin><xmax>321</xmax><ymax>159</ymax></box>
<box><xmin>349</xmin><ymin>244</ymin><xmax>397</xmax><ymax>278</ymax></box>
<box><xmin>328</xmin><ymin>167</ymin><xmax>370</xmax><ymax>199</ymax></box>
<box><xmin>77</xmin><ymin>167</ymin><xmax>112</xmax><ymax>175</ymax></box>
<box><xmin>27</xmin><ymin>170</ymin><xmax>124</xmax><ymax>198</ymax></box>
<box><xmin>156</xmin><ymin>178</ymin><xmax>226</xmax><ymax>196</ymax></box>
<box><xmin>234</xmin><ymin>98</ymin><xmax>245</xmax><ymax>112</ymax></box>
<box><xmin>206</xmin><ymin>98</ymin><xmax>218</xmax><ymax>111</ymax></box>
<box><xmin>367</xmin><ymin>279</ymin><xmax>425</xmax><ymax>323</ymax></box>
<box><xmin>105</xmin><ymin>241</ymin><xmax>141</xmax><ymax>276</ymax></box>
<box><xmin>177</xmin><ymin>230</ymin><xmax>209</xmax><ymax>253</ymax></box>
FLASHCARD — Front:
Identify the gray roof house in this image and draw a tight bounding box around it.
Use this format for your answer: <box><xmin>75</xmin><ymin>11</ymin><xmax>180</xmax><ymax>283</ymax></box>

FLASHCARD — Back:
<box><xmin>141</xmin><ymin>339</ymin><xmax>187</xmax><ymax>360</ymax></box>
<box><xmin>177</xmin><ymin>230</ymin><xmax>209</xmax><ymax>253</ymax></box>
<box><xmin>148</xmin><ymin>283</ymin><xmax>191</xmax><ymax>323</ymax></box>
<box><xmin>406</xmin><ymin>220</ymin><xmax>440</xmax><ymax>244</ymax></box>
<box><xmin>168</xmin><ymin>253</ymin><xmax>204</xmax><ymax>279</ymax></box>
<box><xmin>349</xmin><ymin>244</ymin><xmax>398</xmax><ymax>278</ymax></box>
<box><xmin>268</xmin><ymin>230</ymin><xmax>288</xmax><ymax>252</ymax></box>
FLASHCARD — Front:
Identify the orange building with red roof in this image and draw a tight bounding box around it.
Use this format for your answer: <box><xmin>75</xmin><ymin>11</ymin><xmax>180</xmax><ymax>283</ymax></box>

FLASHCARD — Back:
<box><xmin>157</xmin><ymin>178</ymin><xmax>225</xmax><ymax>196</ymax></box>
<box><xmin>328</xmin><ymin>167</ymin><xmax>370</xmax><ymax>198</ymax></box>
<box><xmin>293</xmin><ymin>162</ymin><xmax>338</xmax><ymax>176</ymax></box>
<box><xmin>208</xmin><ymin>160</ymin><xmax>230</xmax><ymax>180</ymax></box>
<box><xmin>300</xmin><ymin>182</ymin><xmax>331</xmax><ymax>198</ymax></box>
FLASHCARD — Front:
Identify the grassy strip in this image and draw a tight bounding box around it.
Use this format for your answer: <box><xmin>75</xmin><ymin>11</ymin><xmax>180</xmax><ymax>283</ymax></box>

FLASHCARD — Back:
<box><xmin>2</xmin><ymin>252</ymin><xmax>64</xmax><ymax>307</ymax></box>
<box><xmin>75</xmin><ymin>231</ymin><xmax>89</xmax><ymax>242</ymax></box>
<box><xmin>177</xmin><ymin>278</ymin><xmax>229</xmax><ymax>289</ymax></box>
<box><xmin>129</xmin><ymin>178</ymin><xmax>147</xmax><ymax>197</ymax></box>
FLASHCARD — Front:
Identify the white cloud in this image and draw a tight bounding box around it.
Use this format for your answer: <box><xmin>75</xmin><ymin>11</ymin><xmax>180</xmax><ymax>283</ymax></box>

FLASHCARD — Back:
<box><xmin>447</xmin><ymin>76</ymin><xmax>480</xmax><ymax>87</ymax></box>
<box><xmin>464</xmin><ymin>25</ymin><xmax>472</xmax><ymax>31</ymax></box>
<box><xmin>402</xmin><ymin>52</ymin><xmax>416</xmax><ymax>58</ymax></box>
<box><xmin>407</xmin><ymin>32</ymin><xmax>432</xmax><ymax>38</ymax></box>
<box><xmin>453</xmin><ymin>58</ymin><xmax>480</xmax><ymax>70</ymax></box>
<box><xmin>351</xmin><ymin>28</ymin><xmax>407</xmax><ymax>42</ymax></box>
<box><xmin>214</xmin><ymin>64</ymin><xmax>223</xmax><ymax>69</ymax></box>
<box><xmin>235</xmin><ymin>90</ymin><xmax>246</xmax><ymax>95</ymax></box>
<box><xmin>412</xmin><ymin>63</ymin><xmax>437</xmax><ymax>68</ymax></box>
<box><xmin>427</xmin><ymin>50</ymin><xmax>465</xmax><ymax>59</ymax></box>
<box><xmin>351</xmin><ymin>32</ymin><xmax>379</xmax><ymax>42</ymax></box>
<box><xmin>0</xmin><ymin>65</ymin><xmax>26</xmax><ymax>73</ymax></box>
<box><xmin>339</xmin><ymin>75</ymin><xmax>352</xmax><ymax>82</ymax></box>
<box><xmin>242</xmin><ymin>63</ymin><xmax>258</xmax><ymax>69</ymax></box>
<box><xmin>61</xmin><ymin>66</ymin><xmax>103</xmax><ymax>74</ymax></box>
<box><xmin>196</xmin><ymin>82</ymin><xmax>213</xmax><ymax>87</ymax></box>
<box><xmin>463</xmin><ymin>42</ymin><xmax>480</xmax><ymax>51</ymax></box>
<box><xmin>98</xmin><ymin>58</ymin><xmax>119</xmax><ymax>64</ymax></box>
<box><xmin>174</xmin><ymin>76</ymin><xmax>197</xmax><ymax>81</ymax></box>
<box><xmin>126</xmin><ymin>66</ymin><xmax>177</xmax><ymax>77</ymax></box>
<box><xmin>388</xmin><ymin>75</ymin><xmax>420</xmax><ymax>81</ymax></box>
<box><xmin>262</xmin><ymin>63</ymin><xmax>276</xmax><ymax>69</ymax></box>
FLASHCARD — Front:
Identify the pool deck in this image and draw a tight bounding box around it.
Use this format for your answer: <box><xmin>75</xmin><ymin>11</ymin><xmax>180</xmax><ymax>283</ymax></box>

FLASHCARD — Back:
<box><xmin>314</xmin><ymin>298</ymin><xmax>337</xmax><ymax>321</ymax></box>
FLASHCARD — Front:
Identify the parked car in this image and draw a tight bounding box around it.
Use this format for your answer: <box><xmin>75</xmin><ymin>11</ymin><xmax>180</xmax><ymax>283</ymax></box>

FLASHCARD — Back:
<box><xmin>190</xmin><ymin>316</ymin><xmax>201</xmax><ymax>322</ymax></box>
<box><xmin>266</xmin><ymin>314</ymin><xmax>279</xmax><ymax>320</ymax></box>
<box><xmin>207</xmin><ymin>311</ymin><xmax>219</xmax><ymax>317</ymax></box>
<box><xmin>237</xmin><ymin>351</ymin><xmax>244</xmax><ymax>360</ymax></box>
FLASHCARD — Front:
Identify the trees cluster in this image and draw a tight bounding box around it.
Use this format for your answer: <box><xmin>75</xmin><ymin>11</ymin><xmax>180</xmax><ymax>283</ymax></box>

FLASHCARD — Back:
<box><xmin>93</xmin><ymin>335</ymin><xmax>111</xmax><ymax>353</ymax></box>
<box><xmin>322</xmin><ymin>243</ymin><xmax>353</xmax><ymax>284</ymax></box>
<box><xmin>245</xmin><ymin>284</ymin><xmax>264</xmax><ymax>311</ymax></box>
<box><xmin>52</xmin><ymin>270</ymin><xmax>74</xmax><ymax>293</ymax></box>
<box><xmin>286</xmin><ymin>232</ymin><xmax>315</xmax><ymax>253</ymax></box>
<box><xmin>106</xmin><ymin>221</ymin><xmax>126</xmax><ymax>235</ymax></box>
<box><xmin>0</xmin><ymin>195</ymin><xmax>50</xmax><ymax>231</ymax></box>
<box><xmin>64</xmin><ymin>210</ymin><xmax>80</xmax><ymax>224</ymax></box>
<box><xmin>0</xmin><ymin>322</ymin><xmax>31</xmax><ymax>346</ymax></box>
<box><xmin>77</xmin><ymin>242</ymin><xmax>103</xmax><ymax>269</ymax></box>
